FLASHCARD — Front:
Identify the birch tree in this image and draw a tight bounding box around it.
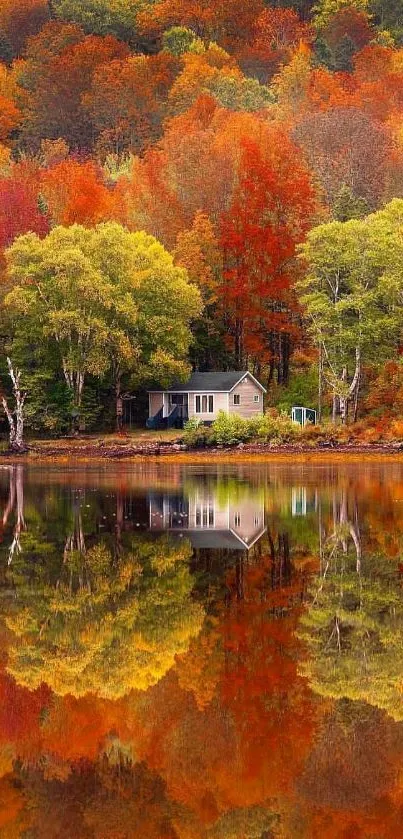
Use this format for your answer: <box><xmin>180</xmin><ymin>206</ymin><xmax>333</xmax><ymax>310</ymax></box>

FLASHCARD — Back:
<box><xmin>298</xmin><ymin>208</ymin><xmax>402</xmax><ymax>422</ymax></box>
<box><xmin>1</xmin><ymin>357</ymin><xmax>26</xmax><ymax>450</ymax></box>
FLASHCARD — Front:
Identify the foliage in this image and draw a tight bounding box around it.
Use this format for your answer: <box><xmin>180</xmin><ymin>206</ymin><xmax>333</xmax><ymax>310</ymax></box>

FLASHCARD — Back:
<box><xmin>0</xmin><ymin>0</ymin><xmax>399</xmax><ymax>432</ymax></box>
<box><xmin>299</xmin><ymin>548</ymin><xmax>403</xmax><ymax>721</ymax></box>
<box><xmin>333</xmin><ymin>184</ymin><xmax>370</xmax><ymax>221</ymax></box>
<box><xmin>219</xmin><ymin>130</ymin><xmax>315</xmax><ymax>377</ymax></box>
<box><xmin>298</xmin><ymin>203</ymin><xmax>403</xmax><ymax>420</ymax></box>
<box><xmin>184</xmin><ymin>409</ymin><xmax>301</xmax><ymax>446</ymax></box>
<box><xmin>5</xmin><ymin>535</ymin><xmax>204</xmax><ymax>698</ymax></box>
<box><xmin>162</xmin><ymin>26</ymin><xmax>195</xmax><ymax>56</ymax></box>
<box><xmin>273</xmin><ymin>365</ymin><xmax>319</xmax><ymax>414</ymax></box>
<box><xmin>4</xmin><ymin>223</ymin><xmax>201</xmax><ymax>425</ymax></box>
<box><xmin>52</xmin><ymin>0</ymin><xmax>143</xmax><ymax>41</ymax></box>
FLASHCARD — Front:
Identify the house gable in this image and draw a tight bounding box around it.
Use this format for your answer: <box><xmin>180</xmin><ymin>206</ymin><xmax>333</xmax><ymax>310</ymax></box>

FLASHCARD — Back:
<box><xmin>229</xmin><ymin>374</ymin><xmax>264</xmax><ymax>417</ymax></box>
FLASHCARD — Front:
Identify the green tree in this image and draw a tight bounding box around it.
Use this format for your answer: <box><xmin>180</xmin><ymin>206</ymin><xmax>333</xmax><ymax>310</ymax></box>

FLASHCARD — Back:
<box><xmin>333</xmin><ymin>33</ymin><xmax>356</xmax><ymax>70</ymax></box>
<box><xmin>0</xmin><ymin>31</ymin><xmax>13</xmax><ymax>64</ymax></box>
<box><xmin>333</xmin><ymin>184</ymin><xmax>369</xmax><ymax>222</ymax></box>
<box><xmin>298</xmin><ymin>204</ymin><xmax>403</xmax><ymax>422</ymax></box>
<box><xmin>369</xmin><ymin>0</ymin><xmax>403</xmax><ymax>43</ymax></box>
<box><xmin>313</xmin><ymin>0</ymin><xmax>369</xmax><ymax>31</ymax></box>
<box><xmin>52</xmin><ymin>0</ymin><xmax>143</xmax><ymax>41</ymax></box>
<box><xmin>5</xmin><ymin>223</ymin><xmax>201</xmax><ymax>429</ymax></box>
<box><xmin>162</xmin><ymin>25</ymin><xmax>195</xmax><ymax>56</ymax></box>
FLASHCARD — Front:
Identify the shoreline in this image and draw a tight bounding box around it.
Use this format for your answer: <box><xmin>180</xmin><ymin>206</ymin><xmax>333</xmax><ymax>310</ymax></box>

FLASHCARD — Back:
<box><xmin>2</xmin><ymin>439</ymin><xmax>403</xmax><ymax>464</ymax></box>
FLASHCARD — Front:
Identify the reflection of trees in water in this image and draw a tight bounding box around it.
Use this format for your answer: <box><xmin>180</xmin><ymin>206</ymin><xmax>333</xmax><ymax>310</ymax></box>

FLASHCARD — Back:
<box><xmin>300</xmin><ymin>486</ymin><xmax>403</xmax><ymax>720</ymax></box>
<box><xmin>3</xmin><ymin>529</ymin><xmax>204</xmax><ymax>699</ymax></box>
<box><xmin>63</xmin><ymin>491</ymin><xmax>86</xmax><ymax>567</ymax></box>
<box><xmin>0</xmin><ymin>465</ymin><xmax>26</xmax><ymax>566</ymax></box>
<box><xmin>1</xmin><ymin>466</ymin><xmax>403</xmax><ymax>836</ymax></box>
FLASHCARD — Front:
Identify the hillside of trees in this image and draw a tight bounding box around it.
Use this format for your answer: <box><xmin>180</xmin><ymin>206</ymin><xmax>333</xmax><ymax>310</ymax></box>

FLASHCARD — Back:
<box><xmin>0</xmin><ymin>0</ymin><xmax>402</xmax><ymax>435</ymax></box>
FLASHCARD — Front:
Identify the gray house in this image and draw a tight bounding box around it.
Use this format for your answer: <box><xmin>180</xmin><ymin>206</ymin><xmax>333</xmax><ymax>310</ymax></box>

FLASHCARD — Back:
<box><xmin>147</xmin><ymin>371</ymin><xmax>266</xmax><ymax>429</ymax></box>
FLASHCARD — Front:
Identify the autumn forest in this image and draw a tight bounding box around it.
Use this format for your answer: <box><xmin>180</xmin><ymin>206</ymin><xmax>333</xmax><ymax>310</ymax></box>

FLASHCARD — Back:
<box><xmin>0</xmin><ymin>0</ymin><xmax>402</xmax><ymax>434</ymax></box>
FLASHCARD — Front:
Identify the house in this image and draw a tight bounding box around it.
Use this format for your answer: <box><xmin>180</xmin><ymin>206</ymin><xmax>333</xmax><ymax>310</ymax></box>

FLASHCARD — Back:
<box><xmin>148</xmin><ymin>488</ymin><xmax>266</xmax><ymax>550</ymax></box>
<box><xmin>147</xmin><ymin>371</ymin><xmax>266</xmax><ymax>429</ymax></box>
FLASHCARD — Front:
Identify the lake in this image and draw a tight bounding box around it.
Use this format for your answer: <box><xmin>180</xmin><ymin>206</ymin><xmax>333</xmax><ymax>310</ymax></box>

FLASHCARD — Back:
<box><xmin>0</xmin><ymin>459</ymin><xmax>403</xmax><ymax>838</ymax></box>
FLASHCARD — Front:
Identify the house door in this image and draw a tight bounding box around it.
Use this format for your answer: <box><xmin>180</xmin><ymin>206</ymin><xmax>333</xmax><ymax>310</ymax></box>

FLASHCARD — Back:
<box><xmin>169</xmin><ymin>394</ymin><xmax>188</xmax><ymax>420</ymax></box>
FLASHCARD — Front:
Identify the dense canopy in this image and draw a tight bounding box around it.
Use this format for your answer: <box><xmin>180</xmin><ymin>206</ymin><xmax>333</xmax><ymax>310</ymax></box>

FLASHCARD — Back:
<box><xmin>0</xmin><ymin>0</ymin><xmax>402</xmax><ymax>431</ymax></box>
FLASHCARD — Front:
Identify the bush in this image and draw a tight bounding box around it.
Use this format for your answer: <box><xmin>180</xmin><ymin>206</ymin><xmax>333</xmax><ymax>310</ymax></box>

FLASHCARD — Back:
<box><xmin>184</xmin><ymin>410</ymin><xmax>302</xmax><ymax>447</ymax></box>
<box><xmin>255</xmin><ymin>411</ymin><xmax>301</xmax><ymax>443</ymax></box>
<box><xmin>183</xmin><ymin>417</ymin><xmax>213</xmax><ymax>447</ymax></box>
<box><xmin>210</xmin><ymin>411</ymin><xmax>257</xmax><ymax>445</ymax></box>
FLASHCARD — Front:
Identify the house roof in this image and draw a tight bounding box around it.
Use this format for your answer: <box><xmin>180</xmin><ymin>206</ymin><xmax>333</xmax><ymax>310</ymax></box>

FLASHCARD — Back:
<box><xmin>151</xmin><ymin>371</ymin><xmax>266</xmax><ymax>393</ymax></box>
<box><xmin>169</xmin><ymin>529</ymin><xmax>266</xmax><ymax>550</ymax></box>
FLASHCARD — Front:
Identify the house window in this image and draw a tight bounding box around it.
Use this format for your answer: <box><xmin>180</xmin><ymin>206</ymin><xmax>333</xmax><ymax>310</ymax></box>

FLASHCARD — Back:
<box><xmin>195</xmin><ymin>502</ymin><xmax>214</xmax><ymax>528</ymax></box>
<box><xmin>233</xmin><ymin>394</ymin><xmax>240</xmax><ymax>405</ymax></box>
<box><xmin>253</xmin><ymin>395</ymin><xmax>260</xmax><ymax>403</ymax></box>
<box><xmin>195</xmin><ymin>395</ymin><xmax>214</xmax><ymax>413</ymax></box>
<box><xmin>234</xmin><ymin>513</ymin><xmax>241</xmax><ymax>527</ymax></box>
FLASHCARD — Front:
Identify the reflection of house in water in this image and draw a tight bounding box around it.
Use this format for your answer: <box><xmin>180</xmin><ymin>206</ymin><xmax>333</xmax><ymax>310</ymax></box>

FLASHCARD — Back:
<box><xmin>149</xmin><ymin>489</ymin><xmax>266</xmax><ymax>550</ymax></box>
<box><xmin>291</xmin><ymin>487</ymin><xmax>318</xmax><ymax>517</ymax></box>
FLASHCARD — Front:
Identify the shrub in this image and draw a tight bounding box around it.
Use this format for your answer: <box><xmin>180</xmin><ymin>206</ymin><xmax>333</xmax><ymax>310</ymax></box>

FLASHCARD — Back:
<box><xmin>210</xmin><ymin>411</ymin><xmax>257</xmax><ymax>445</ymax></box>
<box><xmin>183</xmin><ymin>417</ymin><xmax>213</xmax><ymax>447</ymax></box>
<box><xmin>255</xmin><ymin>411</ymin><xmax>301</xmax><ymax>443</ymax></box>
<box><xmin>184</xmin><ymin>410</ymin><xmax>305</xmax><ymax>448</ymax></box>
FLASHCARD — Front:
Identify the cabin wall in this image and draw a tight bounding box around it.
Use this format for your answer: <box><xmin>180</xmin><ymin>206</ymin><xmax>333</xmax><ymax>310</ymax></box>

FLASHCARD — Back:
<box><xmin>229</xmin><ymin>377</ymin><xmax>263</xmax><ymax>417</ymax></box>
<box><xmin>188</xmin><ymin>392</ymin><xmax>228</xmax><ymax>421</ymax></box>
<box><xmin>149</xmin><ymin>392</ymin><xmax>163</xmax><ymax>418</ymax></box>
<box><xmin>229</xmin><ymin>377</ymin><xmax>263</xmax><ymax>418</ymax></box>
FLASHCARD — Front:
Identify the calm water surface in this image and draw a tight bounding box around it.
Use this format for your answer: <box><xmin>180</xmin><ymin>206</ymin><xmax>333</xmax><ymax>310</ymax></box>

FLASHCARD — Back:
<box><xmin>0</xmin><ymin>460</ymin><xmax>403</xmax><ymax>838</ymax></box>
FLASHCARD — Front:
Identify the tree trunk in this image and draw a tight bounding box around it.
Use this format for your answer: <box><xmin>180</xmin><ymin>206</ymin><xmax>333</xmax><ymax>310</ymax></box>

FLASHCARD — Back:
<box><xmin>278</xmin><ymin>332</ymin><xmax>290</xmax><ymax>385</ymax></box>
<box><xmin>115</xmin><ymin>369</ymin><xmax>123</xmax><ymax>433</ymax></box>
<box><xmin>340</xmin><ymin>347</ymin><xmax>361</xmax><ymax>425</ymax></box>
<box><xmin>71</xmin><ymin>371</ymin><xmax>85</xmax><ymax>434</ymax></box>
<box><xmin>353</xmin><ymin>371</ymin><xmax>360</xmax><ymax>422</ymax></box>
<box><xmin>332</xmin><ymin>394</ymin><xmax>338</xmax><ymax>423</ymax></box>
<box><xmin>339</xmin><ymin>366</ymin><xmax>348</xmax><ymax>424</ymax></box>
<box><xmin>318</xmin><ymin>342</ymin><xmax>323</xmax><ymax>424</ymax></box>
<box><xmin>2</xmin><ymin>358</ymin><xmax>26</xmax><ymax>451</ymax></box>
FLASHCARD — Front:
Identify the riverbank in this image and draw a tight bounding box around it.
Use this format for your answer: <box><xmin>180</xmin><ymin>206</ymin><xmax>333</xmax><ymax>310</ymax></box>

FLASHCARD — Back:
<box><xmin>3</xmin><ymin>432</ymin><xmax>403</xmax><ymax>463</ymax></box>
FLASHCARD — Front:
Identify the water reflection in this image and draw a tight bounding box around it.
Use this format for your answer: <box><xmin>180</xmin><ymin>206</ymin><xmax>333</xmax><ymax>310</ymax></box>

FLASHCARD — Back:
<box><xmin>0</xmin><ymin>462</ymin><xmax>402</xmax><ymax>836</ymax></box>
<box><xmin>149</xmin><ymin>486</ymin><xmax>266</xmax><ymax>549</ymax></box>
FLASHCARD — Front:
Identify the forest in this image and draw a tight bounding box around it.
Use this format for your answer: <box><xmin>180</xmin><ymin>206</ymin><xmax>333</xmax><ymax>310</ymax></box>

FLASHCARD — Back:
<box><xmin>0</xmin><ymin>0</ymin><xmax>402</xmax><ymax>436</ymax></box>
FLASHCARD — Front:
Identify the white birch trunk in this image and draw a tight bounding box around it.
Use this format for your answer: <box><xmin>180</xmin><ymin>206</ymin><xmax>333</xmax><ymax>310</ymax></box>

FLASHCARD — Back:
<box><xmin>2</xmin><ymin>358</ymin><xmax>26</xmax><ymax>451</ymax></box>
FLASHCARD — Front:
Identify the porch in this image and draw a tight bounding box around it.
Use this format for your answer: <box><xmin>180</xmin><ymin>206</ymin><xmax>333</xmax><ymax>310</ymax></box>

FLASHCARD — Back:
<box><xmin>147</xmin><ymin>392</ymin><xmax>188</xmax><ymax>430</ymax></box>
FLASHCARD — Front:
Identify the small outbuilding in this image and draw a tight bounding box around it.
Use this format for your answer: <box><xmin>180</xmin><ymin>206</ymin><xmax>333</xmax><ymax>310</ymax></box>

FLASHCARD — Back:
<box><xmin>147</xmin><ymin>371</ymin><xmax>266</xmax><ymax>429</ymax></box>
<box><xmin>291</xmin><ymin>406</ymin><xmax>317</xmax><ymax>426</ymax></box>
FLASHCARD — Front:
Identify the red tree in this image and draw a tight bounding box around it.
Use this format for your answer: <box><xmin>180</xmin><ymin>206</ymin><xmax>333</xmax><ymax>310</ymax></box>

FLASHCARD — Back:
<box><xmin>219</xmin><ymin>133</ymin><xmax>315</xmax><ymax>383</ymax></box>
<box><xmin>0</xmin><ymin>164</ymin><xmax>49</xmax><ymax>269</ymax></box>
